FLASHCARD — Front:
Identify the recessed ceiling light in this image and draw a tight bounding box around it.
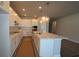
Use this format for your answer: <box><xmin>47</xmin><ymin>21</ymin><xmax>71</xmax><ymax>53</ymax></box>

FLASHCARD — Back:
<box><xmin>38</xmin><ymin>6</ymin><xmax>42</xmax><ymax>10</ymax></box>
<box><xmin>22</xmin><ymin>8</ymin><xmax>25</xmax><ymax>11</ymax></box>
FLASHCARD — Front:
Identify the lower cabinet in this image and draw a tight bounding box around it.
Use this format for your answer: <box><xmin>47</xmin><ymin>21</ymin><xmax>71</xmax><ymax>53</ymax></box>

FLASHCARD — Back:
<box><xmin>33</xmin><ymin>33</ymin><xmax>62</xmax><ymax>57</ymax></box>
<box><xmin>32</xmin><ymin>34</ymin><xmax>40</xmax><ymax>56</ymax></box>
<box><xmin>22</xmin><ymin>27</ymin><xmax>32</xmax><ymax>36</ymax></box>
<box><xmin>11</xmin><ymin>38</ymin><xmax>16</xmax><ymax>56</ymax></box>
<box><xmin>10</xmin><ymin>31</ymin><xmax>22</xmax><ymax>56</ymax></box>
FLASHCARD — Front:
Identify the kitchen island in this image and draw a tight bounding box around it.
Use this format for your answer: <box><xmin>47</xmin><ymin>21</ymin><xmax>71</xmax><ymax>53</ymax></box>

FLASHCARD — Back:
<box><xmin>33</xmin><ymin>32</ymin><xmax>63</xmax><ymax>57</ymax></box>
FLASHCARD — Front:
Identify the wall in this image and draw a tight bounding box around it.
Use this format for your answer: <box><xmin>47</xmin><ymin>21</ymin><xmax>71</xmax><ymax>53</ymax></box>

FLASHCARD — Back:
<box><xmin>56</xmin><ymin>13</ymin><xmax>79</xmax><ymax>43</ymax></box>
<box><xmin>9</xmin><ymin>7</ymin><xmax>21</xmax><ymax>26</ymax></box>
<box><xmin>19</xmin><ymin>19</ymin><xmax>32</xmax><ymax>27</ymax></box>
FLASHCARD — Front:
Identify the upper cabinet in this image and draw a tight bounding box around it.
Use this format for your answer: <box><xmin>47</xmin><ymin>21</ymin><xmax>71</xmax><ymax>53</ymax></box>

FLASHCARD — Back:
<box><xmin>0</xmin><ymin>1</ymin><xmax>9</xmax><ymax>13</ymax></box>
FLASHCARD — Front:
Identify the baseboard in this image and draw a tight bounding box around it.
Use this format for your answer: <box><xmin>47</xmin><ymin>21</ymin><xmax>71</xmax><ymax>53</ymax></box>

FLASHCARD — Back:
<box><xmin>66</xmin><ymin>39</ymin><xmax>79</xmax><ymax>44</ymax></box>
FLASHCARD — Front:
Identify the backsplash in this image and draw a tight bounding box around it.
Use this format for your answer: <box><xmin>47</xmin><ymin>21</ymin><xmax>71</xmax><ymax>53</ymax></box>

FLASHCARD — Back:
<box><xmin>9</xmin><ymin>26</ymin><xmax>21</xmax><ymax>34</ymax></box>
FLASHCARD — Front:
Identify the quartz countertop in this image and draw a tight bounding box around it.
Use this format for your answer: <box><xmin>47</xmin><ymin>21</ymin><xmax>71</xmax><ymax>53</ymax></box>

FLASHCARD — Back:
<box><xmin>39</xmin><ymin>32</ymin><xmax>60</xmax><ymax>39</ymax></box>
<box><xmin>34</xmin><ymin>32</ymin><xmax>68</xmax><ymax>40</ymax></box>
<box><xmin>10</xmin><ymin>29</ymin><xmax>22</xmax><ymax>39</ymax></box>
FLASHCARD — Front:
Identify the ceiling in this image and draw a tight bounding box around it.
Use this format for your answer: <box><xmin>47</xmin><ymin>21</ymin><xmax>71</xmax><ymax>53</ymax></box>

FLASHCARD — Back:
<box><xmin>10</xmin><ymin>1</ymin><xmax>79</xmax><ymax>19</ymax></box>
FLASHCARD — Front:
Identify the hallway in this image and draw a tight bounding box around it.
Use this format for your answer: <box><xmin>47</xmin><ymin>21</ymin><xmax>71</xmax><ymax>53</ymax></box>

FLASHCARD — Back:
<box><xmin>14</xmin><ymin>37</ymin><xmax>35</xmax><ymax>57</ymax></box>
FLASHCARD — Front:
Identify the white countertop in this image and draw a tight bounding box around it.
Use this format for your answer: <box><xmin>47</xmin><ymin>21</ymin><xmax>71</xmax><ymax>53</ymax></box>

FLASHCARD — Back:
<box><xmin>10</xmin><ymin>29</ymin><xmax>22</xmax><ymax>39</ymax></box>
<box><xmin>34</xmin><ymin>32</ymin><xmax>68</xmax><ymax>40</ymax></box>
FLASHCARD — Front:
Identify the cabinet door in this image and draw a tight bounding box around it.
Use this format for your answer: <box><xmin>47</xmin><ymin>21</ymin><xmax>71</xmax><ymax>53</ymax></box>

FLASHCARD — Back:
<box><xmin>39</xmin><ymin>39</ymin><xmax>54</xmax><ymax>57</ymax></box>
<box><xmin>34</xmin><ymin>35</ymin><xmax>39</xmax><ymax>51</ymax></box>
<box><xmin>22</xmin><ymin>27</ymin><xmax>32</xmax><ymax>36</ymax></box>
<box><xmin>53</xmin><ymin>39</ymin><xmax>61</xmax><ymax>57</ymax></box>
<box><xmin>10</xmin><ymin>32</ymin><xmax>22</xmax><ymax>56</ymax></box>
<box><xmin>15</xmin><ymin>35</ymin><xmax>18</xmax><ymax>49</ymax></box>
<box><xmin>15</xmin><ymin>33</ymin><xmax>21</xmax><ymax>48</ymax></box>
<box><xmin>11</xmin><ymin>38</ymin><xmax>16</xmax><ymax>56</ymax></box>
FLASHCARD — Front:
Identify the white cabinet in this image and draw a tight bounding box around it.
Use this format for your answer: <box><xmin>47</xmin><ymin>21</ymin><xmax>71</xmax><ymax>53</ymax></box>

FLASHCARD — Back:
<box><xmin>33</xmin><ymin>33</ymin><xmax>62</xmax><ymax>57</ymax></box>
<box><xmin>33</xmin><ymin>34</ymin><xmax>40</xmax><ymax>51</ymax></box>
<box><xmin>11</xmin><ymin>37</ymin><xmax>16</xmax><ymax>56</ymax></box>
<box><xmin>10</xmin><ymin>30</ymin><xmax>22</xmax><ymax>56</ymax></box>
<box><xmin>39</xmin><ymin>38</ymin><xmax>61</xmax><ymax>57</ymax></box>
<box><xmin>15</xmin><ymin>32</ymin><xmax>22</xmax><ymax>48</ymax></box>
<box><xmin>22</xmin><ymin>27</ymin><xmax>32</xmax><ymax>36</ymax></box>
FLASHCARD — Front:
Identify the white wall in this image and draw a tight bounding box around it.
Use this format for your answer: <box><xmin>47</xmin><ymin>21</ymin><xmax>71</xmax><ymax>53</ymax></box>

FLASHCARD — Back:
<box><xmin>9</xmin><ymin>15</ymin><xmax>20</xmax><ymax>26</ymax></box>
<box><xmin>56</xmin><ymin>13</ymin><xmax>79</xmax><ymax>43</ymax></box>
<box><xmin>9</xmin><ymin>7</ymin><xmax>21</xmax><ymax>26</ymax></box>
<box><xmin>0</xmin><ymin>14</ymin><xmax>10</xmax><ymax>57</ymax></box>
<box><xmin>19</xmin><ymin>19</ymin><xmax>32</xmax><ymax>27</ymax></box>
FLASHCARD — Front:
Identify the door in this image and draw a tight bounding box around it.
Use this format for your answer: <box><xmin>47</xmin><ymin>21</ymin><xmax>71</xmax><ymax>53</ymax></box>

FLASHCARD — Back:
<box><xmin>52</xmin><ymin>21</ymin><xmax>57</xmax><ymax>33</ymax></box>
